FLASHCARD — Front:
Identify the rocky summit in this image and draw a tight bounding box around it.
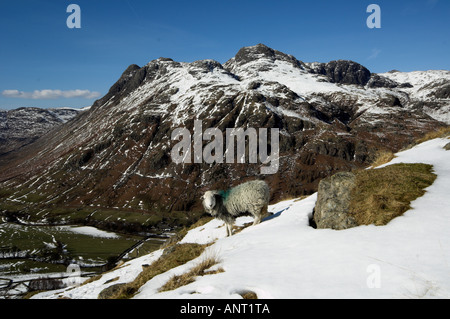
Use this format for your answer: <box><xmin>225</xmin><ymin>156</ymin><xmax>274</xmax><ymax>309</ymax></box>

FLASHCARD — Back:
<box><xmin>0</xmin><ymin>44</ymin><xmax>449</xmax><ymax>232</ymax></box>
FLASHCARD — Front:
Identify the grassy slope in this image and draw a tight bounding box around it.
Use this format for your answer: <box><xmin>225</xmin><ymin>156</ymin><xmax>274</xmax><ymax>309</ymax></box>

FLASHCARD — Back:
<box><xmin>349</xmin><ymin>163</ymin><xmax>437</xmax><ymax>226</ymax></box>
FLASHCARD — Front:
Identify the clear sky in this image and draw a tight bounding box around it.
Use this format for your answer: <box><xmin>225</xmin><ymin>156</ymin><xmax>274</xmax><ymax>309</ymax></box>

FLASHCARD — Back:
<box><xmin>0</xmin><ymin>0</ymin><xmax>449</xmax><ymax>110</ymax></box>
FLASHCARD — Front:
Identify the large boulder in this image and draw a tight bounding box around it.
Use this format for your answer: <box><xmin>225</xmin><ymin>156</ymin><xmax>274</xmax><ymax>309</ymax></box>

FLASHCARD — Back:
<box><xmin>313</xmin><ymin>172</ymin><xmax>358</xmax><ymax>230</ymax></box>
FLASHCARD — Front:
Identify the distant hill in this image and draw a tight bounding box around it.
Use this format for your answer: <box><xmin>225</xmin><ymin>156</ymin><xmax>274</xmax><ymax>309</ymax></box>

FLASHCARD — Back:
<box><xmin>0</xmin><ymin>107</ymin><xmax>81</xmax><ymax>161</ymax></box>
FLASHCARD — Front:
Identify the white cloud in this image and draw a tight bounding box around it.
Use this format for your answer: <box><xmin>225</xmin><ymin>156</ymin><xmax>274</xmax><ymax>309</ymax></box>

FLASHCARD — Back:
<box><xmin>2</xmin><ymin>89</ymin><xmax>101</xmax><ymax>100</ymax></box>
<box><xmin>367</xmin><ymin>48</ymin><xmax>382</xmax><ymax>60</ymax></box>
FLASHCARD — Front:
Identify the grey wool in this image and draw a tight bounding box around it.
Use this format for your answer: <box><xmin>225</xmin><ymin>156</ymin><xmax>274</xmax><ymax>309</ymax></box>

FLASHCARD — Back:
<box><xmin>201</xmin><ymin>180</ymin><xmax>270</xmax><ymax>236</ymax></box>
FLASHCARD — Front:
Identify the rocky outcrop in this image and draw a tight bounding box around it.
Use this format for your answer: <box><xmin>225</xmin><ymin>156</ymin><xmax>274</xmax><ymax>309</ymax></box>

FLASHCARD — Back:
<box><xmin>224</xmin><ymin>43</ymin><xmax>306</xmax><ymax>74</ymax></box>
<box><xmin>366</xmin><ymin>74</ymin><xmax>399</xmax><ymax>88</ymax></box>
<box><xmin>310</xmin><ymin>60</ymin><xmax>371</xmax><ymax>86</ymax></box>
<box><xmin>313</xmin><ymin>172</ymin><xmax>358</xmax><ymax>230</ymax></box>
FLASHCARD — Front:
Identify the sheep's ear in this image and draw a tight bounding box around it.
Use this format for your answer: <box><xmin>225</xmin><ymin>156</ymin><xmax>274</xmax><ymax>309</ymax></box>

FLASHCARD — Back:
<box><xmin>200</xmin><ymin>194</ymin><xmax>205</xmax><ymax>200</ymax></box>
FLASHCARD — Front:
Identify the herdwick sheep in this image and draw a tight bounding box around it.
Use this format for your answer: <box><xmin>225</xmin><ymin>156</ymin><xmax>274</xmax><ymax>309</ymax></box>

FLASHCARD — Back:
<box><xmin>201</xmin><ymin>180</ymin><xmax>270</xmax><ymax>236</ymax></box>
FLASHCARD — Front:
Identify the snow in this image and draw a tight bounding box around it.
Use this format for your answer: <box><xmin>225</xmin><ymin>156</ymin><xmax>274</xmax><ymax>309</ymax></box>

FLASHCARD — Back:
<box><xmin>33</xmin><ymin>250</ymin><xmax>164</xmax><ymax>299</ymax></box>
<box><xmin>380</xmin><ymin>70</ymin><xmax>450</xmax><ymax>96</ymax></box>
<box><xmin>59</xmin><ymin>225</ymin><xmax>120</xmax><ymax>239</ymax></box>
<box><xmin>379</xmin><ymin>70</ymin><xmax>450</xmax><ymax>124</ymax></box>
<box><xmin>32</xmin><ymin>137</ymin><xmax>450</xmax><ymax>299</ymax></box>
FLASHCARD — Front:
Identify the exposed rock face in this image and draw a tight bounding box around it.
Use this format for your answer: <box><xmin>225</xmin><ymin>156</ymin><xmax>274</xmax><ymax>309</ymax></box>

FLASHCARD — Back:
<box><xmin>313</xmin><ymin>172</ymin><xmax>358</xmax><ymax>230</ymax></box>
<box><xmin>309</xmin><ymin>60</ymin><xmax>371</xmax><ymax>86</ymax></box>
<box><xmin>366</xmin><ymin>74</ymin><xmax>400</xmax><ymax>88</ymax></box>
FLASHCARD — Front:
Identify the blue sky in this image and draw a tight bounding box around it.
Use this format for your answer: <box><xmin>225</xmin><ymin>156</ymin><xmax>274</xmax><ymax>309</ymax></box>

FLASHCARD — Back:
<box><xmin>0</xmin><ymin>0</ymin><xmax>449</xmax><ymax>110</ymax></box>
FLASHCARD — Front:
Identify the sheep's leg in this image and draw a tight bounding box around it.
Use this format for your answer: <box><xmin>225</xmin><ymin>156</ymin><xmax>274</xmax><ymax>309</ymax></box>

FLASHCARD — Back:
<box><xmin>225</xmin><ymin>222</ymin><xmax>233</xmax><ymax>236</ymax></box>
<box><xmin>252</xmin><ymin>207</ymin><xmax>262</xmax><ymax>226</ymax></box>
<box><xmin>261</xmin><ymin>205</ymin><xmax>269</xmax><ymax>219</ymax></box>
<box><xmin>252</xmin><ymin>205</ymin><xmax>268</xmax><ymax>226</ymax></box>
<box><xmin>252</xmin><ymin>214</ymin><xmax>261</xmax><ymax>226</ymax></box>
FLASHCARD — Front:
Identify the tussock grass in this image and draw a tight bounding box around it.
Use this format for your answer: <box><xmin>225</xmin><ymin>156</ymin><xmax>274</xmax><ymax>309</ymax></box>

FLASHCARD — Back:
<box><xmin>370</xmin><ymin>149</ymin><xmax>396</xmax><ymax>168</ymax></box>
<box><xmin>161</xmin><ymin>216</ymin><xmax>213</xmax><ymax>250</ymax></box>
<box><xmin>415</xmin><ymin>126</ymin><xmax>450</xmax><ymax>144</ymax></box>
<box><xmin>349</xmin><ymin>163</ymin><xmax>436</xmax><ymax>226</ymax></box>
<box><xmin>104</xmin><ymin>243</ymin><xmax>208</xmax><ymax>299</ymax></box>
<box><xmin>159</xmin><ymin>254</ymin><xmax>224</xmax><ymax>292</ymax></box>
<box><xmin>96</xmin><ymin>217</ymin><xmax>214</xmax><ymax>299</ymax></box>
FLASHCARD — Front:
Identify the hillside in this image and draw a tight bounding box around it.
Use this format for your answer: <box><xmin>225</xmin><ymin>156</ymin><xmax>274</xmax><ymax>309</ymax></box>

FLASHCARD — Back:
<box><xmin>0</xmin><ymin>107</ymin><xmax>81</xmax><ymax>163</ymax></box>
<box><xmin>33</xmin><ymin>136</ymin><xmax>450</xmax><ymax>299</ymax></box>
<box><xmin>0</xmin><ymin>44</ymin><xmax>448</xmax><ymax>233</ymax></box>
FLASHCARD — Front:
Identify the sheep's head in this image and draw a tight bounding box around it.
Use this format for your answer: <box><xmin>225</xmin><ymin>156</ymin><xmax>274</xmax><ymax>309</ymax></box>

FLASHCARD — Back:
<box><xmin>201</xmin><ymin>190</ymin><xmax>219</xmax><ymax>214</ymax></box>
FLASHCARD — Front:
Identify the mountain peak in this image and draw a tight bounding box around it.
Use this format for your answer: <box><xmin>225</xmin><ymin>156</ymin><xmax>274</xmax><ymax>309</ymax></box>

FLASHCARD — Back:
<box><xmin>233</xmin><ymin>43</ymin><xmax>297</xmax><ymax>64</ymax></box>
<box><xmin>224</xmin><ymin>43</ymin><xmax>306</xmax><ymax>74</ymax></box>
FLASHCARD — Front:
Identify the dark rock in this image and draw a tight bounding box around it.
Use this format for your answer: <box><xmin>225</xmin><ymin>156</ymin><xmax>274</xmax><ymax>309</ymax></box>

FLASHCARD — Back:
<box><xmin>444</xmin><ymin>142</ymin><xmax>450</xmax><ymax>151</ymax></box>
<box><xmin>92</xmin><ymin>64</ymin><xmax>144</xmax><ymax>108</ymax></box>
<box><xmin>190</xmin><ymin>59</ymin><xmax>224</xmax><ymax>73</ymax></box>
<box><xmin>313</xmin><ymin>60</ymin><xmax>371</xmax><ymax>86</ymax></box>
<box><xmin>399</xmin><ymin>82</ymin><xmax>413</xmax><ymax>88</ymax></box>
<box><xmin>432</xmin><ymin>84</ymin><xmax>450</xmax><ymax>99</ymax></box>
<box><xmin>367</xmin><ymin>74</ymin><xmax>399</xmax><ymax>88</ymax></box>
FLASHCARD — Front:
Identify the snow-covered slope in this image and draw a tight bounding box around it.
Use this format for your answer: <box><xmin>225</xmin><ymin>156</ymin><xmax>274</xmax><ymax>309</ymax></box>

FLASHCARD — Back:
<box><xmin>380</xmin><ymin>70</ymin><xmax>450</xmax><ymax>124</ymax></box>
<box><xmin>34</xmin><ymin>137</ymin><xmax>450</xmax><ymax>299</ymax></box>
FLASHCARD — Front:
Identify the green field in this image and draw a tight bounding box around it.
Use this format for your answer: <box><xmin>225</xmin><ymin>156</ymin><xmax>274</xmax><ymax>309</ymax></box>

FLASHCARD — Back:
<box><xmin>0</xmin><ymin>222</ymin><xmax>164</xmax><ymax>278</ymax></box>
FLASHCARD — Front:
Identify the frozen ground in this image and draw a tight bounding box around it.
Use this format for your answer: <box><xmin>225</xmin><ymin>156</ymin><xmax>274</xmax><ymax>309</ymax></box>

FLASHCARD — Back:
<box><xmin>34</xmin><ymin>137</ymin><xmax>450</xmax><ymax>299</ymax></box>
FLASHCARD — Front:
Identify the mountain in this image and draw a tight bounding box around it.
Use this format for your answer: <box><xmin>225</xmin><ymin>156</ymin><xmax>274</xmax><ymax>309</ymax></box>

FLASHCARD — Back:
<box><xmin>32</xmin><ymin>137</ymin><xmax>450</xmax><ymax>299</ymax></box>
<box><xmin>0</xmin><ymin>107</ymin><xmax>81</xmax><ymax>162</ymax></box>
<box><xmin>0</xmin><ymin>44</ymin><xmax>448</xmax><ymax>232</ymax></box>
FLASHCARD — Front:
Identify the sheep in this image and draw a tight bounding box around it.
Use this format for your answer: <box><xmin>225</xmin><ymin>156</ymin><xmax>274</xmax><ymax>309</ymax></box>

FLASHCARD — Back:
<box><xmin>201</xmin><ymin>180</ymin><xmax>270</xmax><ymax>236</ymax></box>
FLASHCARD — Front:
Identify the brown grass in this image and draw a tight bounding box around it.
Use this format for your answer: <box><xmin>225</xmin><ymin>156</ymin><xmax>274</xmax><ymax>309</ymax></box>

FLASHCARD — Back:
<box><xmin>349</xmin><ymin>163</ymin><xmax>436</xmax><ymax>226</ymax></box>
<box><xmin>370</xmin><ymin>149</ymin><xmax>396</xmax><ymax>168</ymax></box>
<box><xmin>104</xmin><ymin>243</ymin><xmax>208</xmax><ymax>299</ymax></box>
<box><xmin>415</xmin><ymin>126</ymin><xmax>450</xmax><ymax>144</ymax></box>
<box><xmin>159</xmin><ymin>254</ymin><xmax>224</xmax><ymax>292</ymax></box>
<box><xmin>161</xmin><ymin>216</ymin><xmax>213</xmax><ymax>250</ymax></box>
<box><xmin>240</xmin><ymin>291</ymin><xmax>258</xmax><ymax>299</ymax></box>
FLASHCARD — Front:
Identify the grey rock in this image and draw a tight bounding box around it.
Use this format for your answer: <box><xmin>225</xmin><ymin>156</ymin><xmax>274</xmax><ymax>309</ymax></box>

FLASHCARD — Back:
<box><xmin>97</xmin><ymin>283</ymin><xmax>127</xmax><ymax>299</ymax></box>
<box><xmin>314</xmin><ymin>172</ymin><xmax>358</xmax><ymax>230</ymax></box>
<box><xmin>444</xmin><ymin>142</ymin><xmax>450</xmax><ymax>151</ymax></box>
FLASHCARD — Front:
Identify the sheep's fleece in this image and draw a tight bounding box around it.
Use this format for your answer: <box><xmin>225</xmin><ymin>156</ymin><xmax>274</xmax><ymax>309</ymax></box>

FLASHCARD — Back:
<box><xmin>202</xmin><ymin>180</ymin><xmax>270</xmax><ymax>236</ymax></box>
<box><xmin>221</xmin><ymin>180</ymin><xmax>269</xmax><ymax>216</ymax></box>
